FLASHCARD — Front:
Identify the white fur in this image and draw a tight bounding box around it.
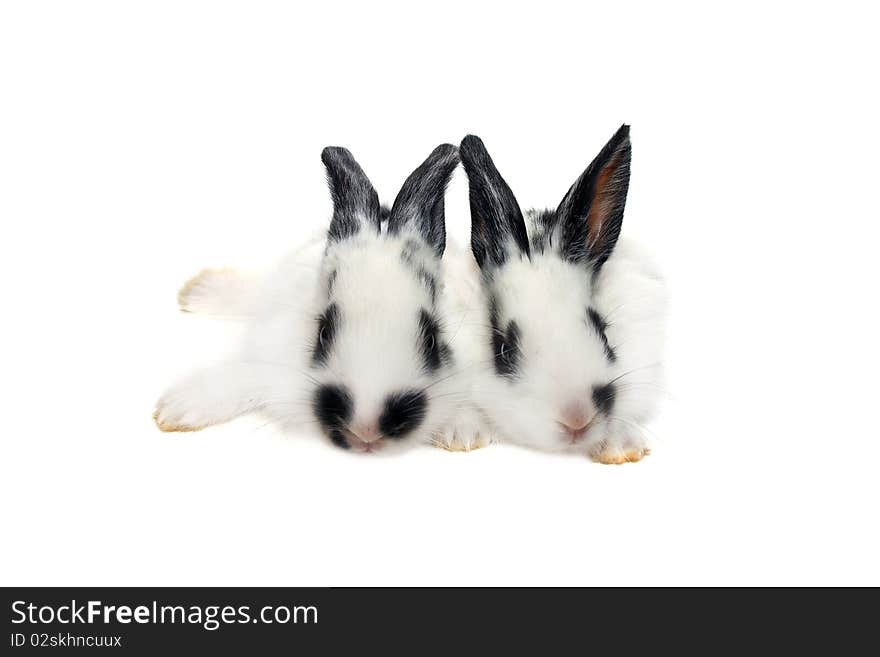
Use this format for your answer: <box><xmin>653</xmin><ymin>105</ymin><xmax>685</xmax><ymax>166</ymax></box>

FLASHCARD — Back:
<box><xmin>432</xmin><ymin>239</ymin><xmax>497</xmax><ymax>451</ymax></box>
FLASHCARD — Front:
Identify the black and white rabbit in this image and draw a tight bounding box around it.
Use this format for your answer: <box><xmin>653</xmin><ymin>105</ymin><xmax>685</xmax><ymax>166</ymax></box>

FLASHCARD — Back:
<box><xmin>154</xmin><ymin>144</ymin><xmax>481</xmax><ymax>454</ymax></box>
<box><xmin>458</xmin><ymin>126</ymin><xmax>667</xmax><ymax>463</ymax></box>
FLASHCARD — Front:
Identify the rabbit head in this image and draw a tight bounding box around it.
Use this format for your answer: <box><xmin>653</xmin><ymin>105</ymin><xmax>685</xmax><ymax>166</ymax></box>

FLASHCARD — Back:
<box><xmin>310</xmin><ymin>144</ymin><xmax>461</xmax><ymax>453</ymax></box>
<box><xmin>459</xmin><ymin>126</ymin><xmax>637</xmax><ymax>451</ymax></box>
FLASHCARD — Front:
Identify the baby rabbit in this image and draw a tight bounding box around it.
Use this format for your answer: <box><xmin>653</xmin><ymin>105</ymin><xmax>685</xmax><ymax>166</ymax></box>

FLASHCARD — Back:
<box><xmin>458</xmin><ymin>126</ymin><xmax>667</xmax><ymax>463</ymax></box>
<box><xmin>155</xmin><ymin>144</ymin><xmax>473</xmax><ymax>454</ymax></box>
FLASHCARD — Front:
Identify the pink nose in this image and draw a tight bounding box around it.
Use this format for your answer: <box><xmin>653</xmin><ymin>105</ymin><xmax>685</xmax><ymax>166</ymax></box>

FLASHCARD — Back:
<box><xmin>350</xmin><ymin>422</ymin><xmax>382</xmax><ymax>444</ymax></box>
<box><xmin>558</xmin><ymin>404</ymin><xmax>595</xmax><ymax>438</ymax></box>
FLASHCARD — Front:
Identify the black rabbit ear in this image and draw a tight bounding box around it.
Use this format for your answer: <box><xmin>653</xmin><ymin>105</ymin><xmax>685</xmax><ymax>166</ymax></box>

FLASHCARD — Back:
<box><xmin>555</xmin><ymin>124</ymin><xmax>631</xmax><ymax>272</ymax></box>
<box><xmin>321</xmin><ymin>146</ymin><xmax>381</xmax><ymax>242</ymax></box>
<box><xmin>459</xmin><ymin>135</ymin><xmax>530</xmax><ymax>270</ymax></box>
<box><xmin>387</xmin><ymin>144</ymin><xmax>460</xmax><ymax>257</ymax></box>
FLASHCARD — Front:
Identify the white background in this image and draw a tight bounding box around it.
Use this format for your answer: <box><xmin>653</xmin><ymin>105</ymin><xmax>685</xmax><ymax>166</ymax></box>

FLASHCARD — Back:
<box><xmin>2</xmin><ymin>1</ymin><xmax>878</xmax><ymax>586</ymax></box>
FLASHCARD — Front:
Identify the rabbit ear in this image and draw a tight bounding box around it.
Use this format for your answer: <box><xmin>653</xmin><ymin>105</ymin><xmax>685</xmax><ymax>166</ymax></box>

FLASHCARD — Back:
<box><xmin>387</xmin><ymin>144</ymin><xmax>460</xmax><ymax>257</ymax></box>
<box><xmin>459</xmin><ymin>135</ymin><xmax>530</xmax><ymax>270</ymax></box>
<box><xmin>321</xmin><ymin>146</ymin><xmax>381</xmax><ymax>242</ymax></box>
<box><xmin>555</xmin><ymin>124</ymin><xmax>631</xmax><ymax>272</ymax></box>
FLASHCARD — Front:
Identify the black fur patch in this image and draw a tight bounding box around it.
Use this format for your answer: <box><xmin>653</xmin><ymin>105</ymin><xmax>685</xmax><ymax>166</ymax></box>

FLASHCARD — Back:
<box><xmin>489</xmin><ymin>295</ymin><xmax>521</xmax><ymax>378</ymax></box>
<box><xmin>400</xmin><ymin>239</ymin><xmax>421</xmax><ymax>267</ymax></box>
<box><xmin>313</xmin><ymin>384</ymin><xmax>353</xmax><ymax>449</ymax></box>
<box><xmin>417</xmin><ymin>267</ymin><xmax>437</xmax><ymax>305</ymax></box>
<box><xmin>587</xmin><ymin>307</ymin><xmax>617</xmax><ymax>363</ymax></box>
<box><xmin>459</xmin><ymin>135</ymin><xmax>530</xmax><ymax>269</ymax></box>
<box><xmin>379</xmin><ymin>390</ymin><xmax>428</xmax><ymax>439</ymax></box>
<box><xmin>529</xmin><ymin>209</ymin><xmax>557</xmax><ymax>253</ymax></box>
<box><xmin>311</xmin><ymin>303</ymin><xmax>340</xmax><ymax>366</ymax></box>
<box><xmin>328</xmin><ymin>429</ymin><xmax>349</xmax><ymax>449</ymax></box>
<box><xmin>321</xmin><ymin>147</ymin><xmax>381</xmax><ymax>242</ymax></box>
<box><xmin>593</xmin><ymin>383</ymin><xmax>616</xmax><ymax>416</ymax></box>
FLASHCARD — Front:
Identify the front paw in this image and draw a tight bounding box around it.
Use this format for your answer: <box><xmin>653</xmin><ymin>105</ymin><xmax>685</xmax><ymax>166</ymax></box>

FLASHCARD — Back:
<box><xmin>153</xmin><ymin>389</ymin><xmax>213</xmax><ymax>433</ymax></box>
<box><xmin>588</xmin><ymin>433</ymin><xmax>650</xmax><ymax>465</ymax></box>
<box><xmin>434</xmin><ymin>413</ymin><xmax>492</xmax><ymax>452</ymax></box>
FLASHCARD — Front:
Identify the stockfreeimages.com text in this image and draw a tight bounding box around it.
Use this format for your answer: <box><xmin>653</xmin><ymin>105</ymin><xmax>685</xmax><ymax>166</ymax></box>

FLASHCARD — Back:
<box><xmin>11</xmin><ymin>600</ymin><xmax>317</xmax><ymax>631</ymax></box>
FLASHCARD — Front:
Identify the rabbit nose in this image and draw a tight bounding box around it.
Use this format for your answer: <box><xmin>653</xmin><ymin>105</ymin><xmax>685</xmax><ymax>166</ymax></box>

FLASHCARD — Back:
<box><xmin>558</xmin><ymin>404</ymin><xmax>596</xmax><ymax>438</ymax></box>
<box><xmin>350</xmin><ymin>422</ymin><xmax>382</xmax><ymax>444</ymax></box>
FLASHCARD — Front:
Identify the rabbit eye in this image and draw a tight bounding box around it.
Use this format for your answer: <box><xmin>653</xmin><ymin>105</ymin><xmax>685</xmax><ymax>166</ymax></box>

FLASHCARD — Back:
<box><xmin>488</xmin><ymin>294</ymin><xmax>521</xmax><ymax>379</ymax></box>
<box><xmin>311</xmin><ymin>304</ymin><xmax>339</xmax><ymax>366</ymax></box>
<box><xmin>418</xmin><ymin>309</ymin><xmax>444</xmax><ymax>372</ymax></box>
<box><xmin>492</xmin><ymin>320</ymin><xmax>521</xmax><ymax>379</ymax></box>
<box><xmin>586</xmin><ymin>307</ymin><xmax>617</xmax><ymax>363</ymax></box>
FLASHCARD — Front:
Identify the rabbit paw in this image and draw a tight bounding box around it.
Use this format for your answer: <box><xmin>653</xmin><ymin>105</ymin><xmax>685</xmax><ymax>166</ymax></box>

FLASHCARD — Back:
<box><xmin>178</xmin><ymin>267</ymin><xmax>248</xmax><ymax>315</ymax></box>
<box><xmin>589</xmin><ymin>434</ymin><xmax>650</xmax><ymax>465</ymax></box>
<box><xmin>434</xmin><ymin>411</ymin><xmax>491</xmax><ymax>452</ymax></box>
<box><xmin>153</xmin><ymin>391</ymin><xmax>213</xmax><ymax>433</ymax></box>
<box><xmin>154</xmin><ymin>363</ymin><xmax>272</xmax><ymax>433</ymax></box>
